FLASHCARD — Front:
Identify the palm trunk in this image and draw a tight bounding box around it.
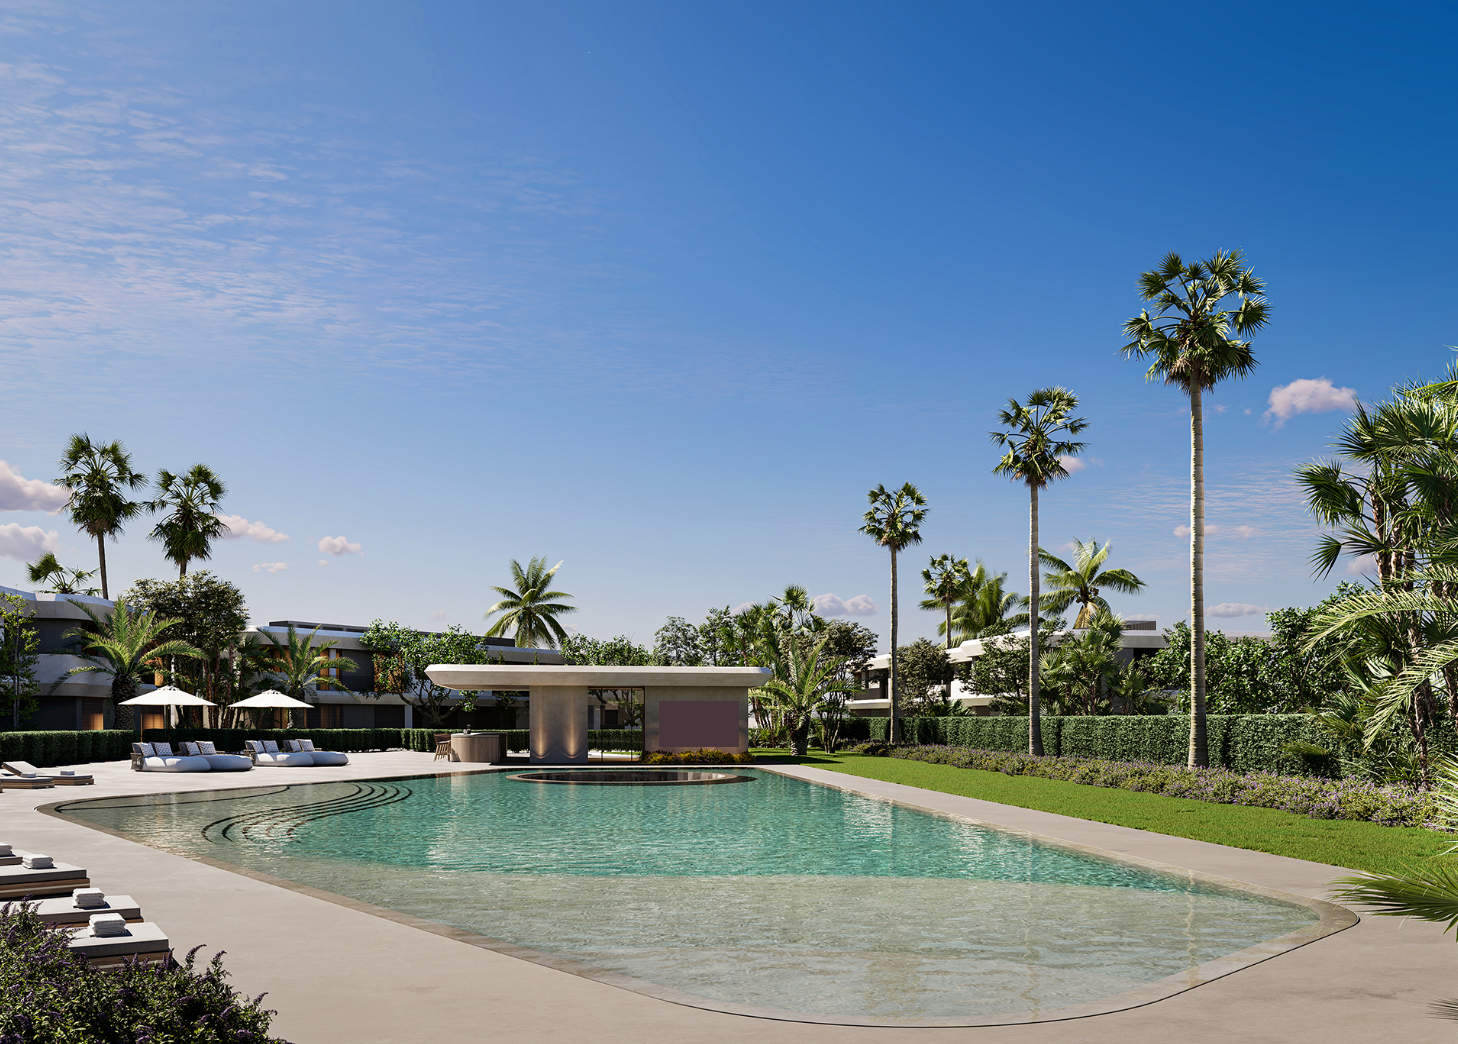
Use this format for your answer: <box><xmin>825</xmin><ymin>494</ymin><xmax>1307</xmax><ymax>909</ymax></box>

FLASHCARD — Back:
<box><xmin>888</xmin><ymin>545</ymin><xmax>900</xmax><ymax>744</ymax></box>
<box><xmin>112</xmin><ymin>672</ymin><xmax>136</xmax><ymax>731</ymax></box>
<box><xmin>96</xmin><ymin>533</ymin><xmax>109</xmax><ymax>600</ymax></box>
<box><xmin>1029</xmin><ymin>483</ymin><xmax>1043</xmax><ymax>755</ymax></box>
<box><xmin>1189</xmin><ymin>383</ymin><xmax>1209</xmax><ymax>768</ymax></box>
<box><xmin>945</xmin><ymin>603</ymin><xmax>955</xmax><ymax>705</ymax></box>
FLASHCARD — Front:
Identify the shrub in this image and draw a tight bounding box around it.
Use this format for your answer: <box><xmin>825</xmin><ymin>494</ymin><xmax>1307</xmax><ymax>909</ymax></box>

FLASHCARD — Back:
<box><xmin>885</xmin><ymin>744</ymin><xmax>1440</xmax><ymax>827</ymax></box>
<box><xmin>641</xmin><ymin>749</ymin><xmax>754</xmax><ymax>764</ymax></box>
<box><xmin>0</xmin><ymin>901</ymin><xmax>287</xmax><ymax>1042</ymax></box>
<box><xmin>0</xmin><ymin>731</ymin><xmax>133</xmax><ymax>767</ymax></box>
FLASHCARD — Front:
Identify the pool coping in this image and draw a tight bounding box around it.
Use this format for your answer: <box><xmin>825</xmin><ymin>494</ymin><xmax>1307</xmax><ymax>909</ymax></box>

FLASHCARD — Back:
<box><xmin>37</xmin><ymin>762</ymin><xmax>1360</xmax><ymax>1029</ymax></box>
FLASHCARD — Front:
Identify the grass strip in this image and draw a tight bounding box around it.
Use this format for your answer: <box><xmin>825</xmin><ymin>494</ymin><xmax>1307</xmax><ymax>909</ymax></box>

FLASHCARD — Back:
<box><xmin>754</xmin><ymin>751</ymin><xmax>1446</xmax><ymax>876</ymax></box>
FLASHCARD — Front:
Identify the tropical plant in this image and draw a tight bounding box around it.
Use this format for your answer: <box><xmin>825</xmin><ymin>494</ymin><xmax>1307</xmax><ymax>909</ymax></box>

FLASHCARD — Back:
<box><xmin>1123</xmin><ymin>250</ymin><xmax>1268</xmax><ymax>767</ymax></box>
<box><xmin>125</xmin><ymin>572</ymin><xmax>249</xmax><ymax>717</ymax></box>
<box><xmin>859</xmin><ymin>482</ymin><xmax>927</xmax><ymax>743</ymax></box>
<box><xmin>260</xmin><ymin>624</ymin><xmax>360</xmax><ymax>726</ymax></box>
<box><xmin>0</xmin><ymin>594</ymin><xmax>40</xmax><ymax>728</ymax></box>
<box><xmin>147</xmin><ymin>464</ymin><xmax>228</xmax><ymax>578</ymax></box>
<box><xmin>362</xmin><ymin>620</ymin><xmax>496</xmax><ymax>728</ymax></box>
<box><xmin>54</xmin><ymin>434</ymin><xmax>148</xmax><ymax>599</ymax></box>
<box><xmin>25</xmin><ymin>552</ymin><xmax>99</xmax><ymax>595</ymax></box>
<box><xmin>1037</xmin><ymin>610</ymin><xmax>1123</xmax><ymax>715</ymax></box>
<box><xmin>58</xmin><ymin>598</ymin><xmax>203</xmax><ymax>729</ymax></box>
<box><xmin>759</xmin><ymin>636</ymin><xmax>857</xmax><ymax>755</ymax></box>
<box><xmin>946</xmin><ymin>561</ymin><xmax>1030</xmax><ymax>642</ymax></box>
<box><xmin>483</xmin><ymin>557</ymin><xmax>577</xmax><ymax>648</ymax></box>
<box><xmin>990</xmin><ymin>387</ymin><xmax>1088</xmax><ymax>755</ymax></box>
<box><xmin>1039</xmin><ymin>539</ymin><xmax>1145</xmax><ymax>628</ymax></box>
<box><xmin>920</xmin><ymin>554</ymin><xmax>972</xmax><ymax>653</ymax></box>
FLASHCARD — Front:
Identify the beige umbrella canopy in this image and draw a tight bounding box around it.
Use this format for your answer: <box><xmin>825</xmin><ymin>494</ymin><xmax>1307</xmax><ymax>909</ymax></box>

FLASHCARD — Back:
<box><xmin>230</xmin><ymin>690</ymin><xmax>313</xmax><ymax>709</ymax></box>
<box><xmin>119</xmin><ymin>685</ymin><xmax>216</xmax><ymax>707</ymax></box>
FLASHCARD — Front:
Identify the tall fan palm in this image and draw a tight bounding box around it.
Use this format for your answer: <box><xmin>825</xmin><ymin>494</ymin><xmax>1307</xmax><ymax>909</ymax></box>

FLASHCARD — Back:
<box><xmin>858</xmin><ymin>482</ymin><xmax>927</xmax><ymax>743</ymax></box>
<box><xmin>58</xmin><ymin>598</ymin><xmax>203</xmax><ymax>729</ymax></box>
<box><xmin>1123</xmin><ymin>250</ymin><xmax>1267</xmax><ymax>767</ymax></box>
<box><xmin>990</xmin><ymin>388</ymin><xmax>1087</xmax><ymax>755</ymax></box>
<box><xmin>1039</xmin><ymin>539</ymin><xmax>1146</xmax><ymax>628</ymax></box>
<box><xmin>760</xmin><ymin>636</ymin><xmax>858</xmax><ymax>755</ymax></box>
<box><xmin>55</xmin><ymin>434</ymin><xmax>148</xmax><ymax>600</ymax></box>
<box><xmin>484</xmin><ymin>557</ymin><xmax>577</xmax><ymax>649</ymax></box>
<box><xmin>148</xmin><ymin>464</ymin><xmax>228</xmax><ymax>578</ymax></box>
<box><xmin>920</xmin><ymin>555</ymin><xmax>972</xmax><ymax>651</ymax></box>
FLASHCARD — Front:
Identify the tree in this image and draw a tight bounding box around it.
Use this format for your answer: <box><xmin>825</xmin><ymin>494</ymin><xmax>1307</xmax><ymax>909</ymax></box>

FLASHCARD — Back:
<box><xmin>859</xmin><ymin>482</ymin><xmax>927</xmax><ymax>743</ymax></box>
<box><xmin>990</xmin><ymin>388</ymin><xmax>1088</xmax><ymax>755</ymax></box>
<box><xmin>958</xmin><ymin>632</ymin><xmax>1032</xmax><ymax>714</ymax></box>
<box><xmin>947</xmin><ymin>562</ymin><xmax>1030</xmax><ymax>642</ymax></box>
<box><xmin>25</xmin><ymin>553</ymin><xmax>98</xmax><ymax>596</ymax></box>
<box><xmin>920</xmin><ymin>554</ymin><xmax>972</xmax><ymax>663</ymax></box>
<box><xmin>147</xmin><ymin>464</ymin><xmax>228</xmax><ymax>578</ymax></box>
<box><xmin>362</xmin><ymin>620</ymin><xmax>492</xmax><ymax>728</ymax></box>
<box><xmin>1037</xmin><ymin>611</ymin><xmax>1122</xmax><ymax>715</ymax></box>
<box><xmin>259</xmin><ymin>624</ymin><xmax>360</xmax><ymax>727</ymax></box>
<box><xmin>58</xmin><ymin>599</ymin><xmax>203</xmax><ymax>729</ymax></box>
<box><xmin>0</xmin><ymin>595</ymin><xmax>40</xmax><ymax>728</ymax></box>
<box><xmin>1123</xmin><ymin>250</ymin><xmax>1267</xmax><ymax>766</ymax></box>
<box><xmin>760</xmin><ymin>637</ymin><xmax>857</xmax><ymax>755</ymax></box>
<box><xmin>125</xmin><ymin>573</ymin><xmax>249</xmax><ymax>721</ymax></box>
<box><xmin>895</xmin><ymin>638</ymin><xmax>955</xmax><ymax>717</ymax></box>
<box><xmin>55</xmin><ymin>434</ymin><xmax>147</xmax><ymax>600</ymax></box>
<box><xmin>483</xmin><ymin>557</ymin><xmax>577</xmax><ymax>649</ymax></box>
<box><xmin>653</xmin><ymin>617</ymin><xmax>703</xmax><ymax>665</ymax></box>
<box><xmin>562</xmin><ymin>633</ymin><xmax>657</xmax><ymax>727</ymax></box>
<box><xmin>1039</xmin><ymin>539</ymin><xmax>1145</xmax><ymax>628</ymax></box>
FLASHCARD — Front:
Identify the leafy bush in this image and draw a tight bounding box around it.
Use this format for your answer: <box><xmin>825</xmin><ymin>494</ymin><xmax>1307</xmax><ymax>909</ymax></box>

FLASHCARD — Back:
<box><xmin>642</xmin><ymin>749</ymin><xmax>754</xmax><ymax>764</ymax></box>
<box><xmin>146</xmin><ymin>728</ymin><xmax>404</xmax><ymax>753</ymax></box>
<box><xmin>0</xmin><ymin>731</ymin><xmax>133</xmax><ymax>767</ymax></box>
<box><xmin>853</xmin><ymin>742</ymin><xmax>895</xmax><ymax>756</ymax></box>
<box><xmin>886</xmin><ymin>744</ymin><xmax>1440</xmax><ymax>827</ymax></box>
<box><xmin>0</xmin><ymin>901</ymin><xmax>287</xmax><ymax>1043</ymax></box>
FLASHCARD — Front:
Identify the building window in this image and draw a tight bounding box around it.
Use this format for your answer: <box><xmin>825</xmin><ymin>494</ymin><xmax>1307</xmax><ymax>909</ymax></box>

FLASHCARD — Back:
<box><xmin>316</xmin><ymin>704</ymin><xmax>343</xmax><ymax>728</ymax></box>
<box><xmin>141</xmin><ymin>711</ymin><xmax>165</xmax><ymax>732</ymax></box>
<box><xmin>82</xmin><ymin>698</ymin><xmax>106</xmax><ymax>731</ymax></box>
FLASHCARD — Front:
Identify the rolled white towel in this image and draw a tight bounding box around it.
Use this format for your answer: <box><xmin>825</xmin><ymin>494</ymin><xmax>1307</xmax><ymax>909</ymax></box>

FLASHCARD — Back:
<box><xmin>0</xmin><ymin>844</ymin><xmax>12</xmax><ymax>857</ymax></box>
<box><xmin>88</xmin><ymin>912</ymin><xmax>128</xmax><ymax>937</ymax></box>
<box><xmin>73</xmin><ymin>887</ymin><xmax>106</xmax><ymax>909</ymax></box>
<box><xmin>22</xmin><ymin>854</ymin><xmax>53</xmax><ymax>869</ymax></box>
<box><xmin>58</xmin><ymin>770</ymin><xmax>75</xmax><ymax>776</ymax></box>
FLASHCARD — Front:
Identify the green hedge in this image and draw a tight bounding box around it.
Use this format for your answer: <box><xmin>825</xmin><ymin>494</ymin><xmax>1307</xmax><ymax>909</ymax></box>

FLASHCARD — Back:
<box><xmin>0</xmin><ymin>730</ymin><xmax>134</xmax><ymax>766</ymax></box>
<box><xmin>144</xmin><ymin>728</ymin><xmax>404</xmax><ymax>753</ymax></box>
<box><xmin>863</xmin><ymin>714</ymin><xmax>1374</xmax><ymax>777</ymax></box>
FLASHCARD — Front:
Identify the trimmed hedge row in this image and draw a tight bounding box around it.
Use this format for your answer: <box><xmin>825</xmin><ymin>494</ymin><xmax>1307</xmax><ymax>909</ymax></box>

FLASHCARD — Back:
<box><xmin>0</xmin><ymin>730</ymin><xmax>134</xmax><ymax>767</ymax></box>
<box><xmin>863</xmin><ymin>714</ymin><xmax>1386</xmax><ymax>778</ymax></box>
<box><xmin>145</xmin><ymin>728</ymin><xmax>404</xmax><ymax>753</ymax></box>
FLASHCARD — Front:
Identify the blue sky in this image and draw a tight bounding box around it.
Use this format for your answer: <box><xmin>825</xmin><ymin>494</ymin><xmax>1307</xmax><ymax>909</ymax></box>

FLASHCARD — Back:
<box><xmin>0</xmin><ymin>0</ymin><xmax>1454</xmax><ymax>650</ymax></box>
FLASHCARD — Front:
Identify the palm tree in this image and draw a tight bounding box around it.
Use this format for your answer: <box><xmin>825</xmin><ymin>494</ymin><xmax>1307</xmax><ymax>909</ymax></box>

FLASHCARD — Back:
<box><xmin>483</xmin><ymin>557</ymin><xmax>577</xmax><ymax>648</ymax></box>
<box><xmin>55</xmin><ymin>434</ymin><xmax>147</xmax><ymax>600</ymax></box>
<box><xmin>262</xmin><ymin>624</ymin><xmax>360</xmax><ymax>727</ymax></box>
<box><xmin>148</xmin><ymin>464</ymin><xmax>228</xmax><ymax>578</ymax></box>
<box><xmin>26</xmin><ymin>553</ymin><xmax>99</xmax><ymax>596</ymax></box>
<box><xmin>760</xmin><ymin>637</ymin><xmax>858</xmax><ymax>755</ymax></box>
<box><xmin>858</xmin><ymin>483</ymin><xmax>927</xmax><ymax>743</ymax></box>
<box><xmin>990</xmin><ymin>388</ymin><xmax>1087</xmax><ymax>756</ymax></box>
<box><xmin>1039</xmin><ymin>539</ymin><xmax>1146</xmax><ymax>628</ymax></box>
<box><xmin>58</xmin><ymin>598</ymin><xmax>203</xmax><ymax>729</ymax></box>
<box><xmin>920</xmin><ymin>555</ymin><xmax>972</xmax><ymax>651</ymax></box>
<box><xmin>1123</xmin><ymin>250</ymin><xmax>1268</xmax><ymax>768</ymax></box>
<box><xmin>947</xmin><ymin>562</ymin><xmax>1031</xmax><ymax>642</ymax></box>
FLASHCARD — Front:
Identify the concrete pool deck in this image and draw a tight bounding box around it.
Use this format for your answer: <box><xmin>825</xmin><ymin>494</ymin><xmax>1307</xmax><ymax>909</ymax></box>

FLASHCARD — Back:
<box><xmin>4</xmin><ymin>752</ymin><xmax>1454</xmax><ymax>1042</ymax></box>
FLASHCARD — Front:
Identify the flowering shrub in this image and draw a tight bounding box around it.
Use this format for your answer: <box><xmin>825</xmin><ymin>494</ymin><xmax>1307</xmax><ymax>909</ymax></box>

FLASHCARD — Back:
<box><xmin>641</xmin><ymin>749</ymin><xmax>754</xmax><ymax>764</ymax></box>
<box><xmin>0</xmin><ymin>901</ymin><xmax>287</xmax><ymax>1043</ymax></box>
<box><xmin>885</xmin><ymin>744</ymin><xmax>1440</xmax><ymax>827</ymax></box>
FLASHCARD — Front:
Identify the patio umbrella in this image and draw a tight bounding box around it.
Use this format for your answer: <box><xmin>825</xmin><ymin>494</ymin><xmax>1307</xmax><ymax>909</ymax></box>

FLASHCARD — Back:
<box><xmin>120</xmin><ymin>685</ymin><xmax>216</xmax><ymax>731</ymax></box>
<box><xmin>229</xmin><ymin>690</ymin><xmax>312</xmax><ymax>709</ymax></box>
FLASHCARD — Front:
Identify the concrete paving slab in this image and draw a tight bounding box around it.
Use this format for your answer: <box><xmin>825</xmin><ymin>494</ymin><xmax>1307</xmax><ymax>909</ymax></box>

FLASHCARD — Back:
<box><xmin>4</xmin><ymin>752</ymin><xmax>1455</xmax><ymax>1043</ymax></box>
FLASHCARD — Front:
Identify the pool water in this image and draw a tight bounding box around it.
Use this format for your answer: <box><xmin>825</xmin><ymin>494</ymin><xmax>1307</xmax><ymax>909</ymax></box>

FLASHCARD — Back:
<box><xmin>60</xmin><ymin>769</ymin><xmax>1319</xmax><ymax>1022</ymax></box>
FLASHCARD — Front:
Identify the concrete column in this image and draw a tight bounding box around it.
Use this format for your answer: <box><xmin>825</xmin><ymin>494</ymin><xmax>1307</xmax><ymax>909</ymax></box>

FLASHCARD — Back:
<box><xmin>529</xmin><ymin>685</ymin><xmax>590</xmax><ymax>764</ymax></box>
<box><xmin>642</xmin><ymin>685</ymin><xmax>749</xmax><ymax>754</ymax></box>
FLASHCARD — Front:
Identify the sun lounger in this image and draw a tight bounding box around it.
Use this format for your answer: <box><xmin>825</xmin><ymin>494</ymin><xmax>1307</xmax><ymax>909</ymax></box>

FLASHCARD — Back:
<box><xmin>0</xmin><ymin>771</ymin><xmax>54</xmax><ymax>789</ymax></box>
<box><xmin>0</xmin><ymin>856</ymin><xmax>89</xmax><ymax>899</ymax></box>
<box><xmin>2</xmin><ymin>761</ymin><xmax>92</xmax><ymax>785</ymax></box>
<box><xmin>285</xmin><ymin>739</ymin><xmax>349</xmax><ymax>766</ymax></box>
<box><xmin>0</xmin><ymin>844</ymin><xmax>20</xmax><ymax>867</ymax></box>
<box><xmin>244</xmin><ymin>740</ymin><xmax>313</xmax><ymax>767</ymax></box>
<box><xmin>66</xmin><ymin>920</ymin><xmax>170</xmax><ymax>968</ymax></box>
<box><xmin>130</xmin><ymin>742</ymin><xmax>211</xmax><ymax>773</ymax></box>
<box><xmin>178</xmin><ymin>741</ymin><xmax>252</xmax><ymax>771</ymax></box>
<box><xmin>30</xmin><ymin>891</ymin><xmax>143</xmax><ymax>925</ymax></box>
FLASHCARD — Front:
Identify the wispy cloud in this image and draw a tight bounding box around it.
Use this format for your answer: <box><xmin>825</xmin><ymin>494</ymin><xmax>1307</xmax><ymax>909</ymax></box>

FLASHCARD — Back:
<box><xmin>1207</xmin><ymin>602</ymin><xmax>1269</xmax><ymax>618</ymax></box>
<box><xmin>1172</xmin><ymin>524</ymin><xmax>1256</xmax><ymax>539</ymax></box>
<box><xmin>0</xmin><ymin>462</ymin><xmax>67</xmax><ymax>513</ymax></box>
<box><xmin>218</xmin><ymin>514</ymin><xmax>289</xmax><ymax>543</ymax></box>
<box><xmin>1264</xmin><ymin>378</ymin><xmax>1357</xmax><ymax>429</ymax></box>
<box><xmin>0</xmin><ymin>524</ymin><xmax>59</xmax><ymax>562</ymax></box>
<box><xmin>252</xmin><ymin>561</ymin><xmax>287</xmax><ymax>574</ymax></box>
<box><xmin>429</xmin><ymin>609</ymin><xmax>447</xmax><ymax>622</ymax></box>
<box><xmin>317</xmin><ymin>535</ymin><xmax>361</xmax><ymax>556</ymax></box>
<box><xmin>1059</xmin><ymin>455</ymin><xmax>1086</xmax><ymax>474</ymax></box>
<box><xmin>813</xmin><ymin>593</ymin><xmax>878</xmax><ymax>617</ymax></box>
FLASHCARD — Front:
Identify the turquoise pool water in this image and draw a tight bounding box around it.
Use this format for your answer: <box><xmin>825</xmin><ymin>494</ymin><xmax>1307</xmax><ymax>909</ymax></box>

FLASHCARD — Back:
<box><xmin>60</xmin><ymin>769</ymin><xmax>1318</xmax><ymax>1022</ymax></box>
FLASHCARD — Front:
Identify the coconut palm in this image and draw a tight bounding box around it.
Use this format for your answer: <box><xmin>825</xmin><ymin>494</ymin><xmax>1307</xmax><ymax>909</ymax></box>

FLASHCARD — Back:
<box><xmin>148</xmin><ymin>464</ymin><xmax>228</xmax><ymax>578</ymax></box>
<box><xmin>262</xmin><ymin>624</ymin><xmax>360</xmax><ymax>726</ymax></box>
<box><xmin>25</xmin><ymin>552</ymin><xmax>99</xmax><ymax>596</ymax></box>
<box><xmin>1123</xmin><ymin>250</ymin><xmax>1267</xmax><ymax>767</ymax></box>
<box><xmin>55</xmin><ymin>434</ymin><xmax>148</xmax><ymax>600</ymax></box>
<box><xmin>483</xmin><ymin>557</ymin><xmax>577</xmax><ymax>649</ymax></box>
<box><xmin>858</xmin><ymin>482</ymin><xmax>927</xmax><ymax>743</ymax></box>
<box><xmin>990</xmin><ymin>388</ymin><xmax>1088</xmax><ymax>755</ymax></box>
<box><xmin>946</xmin><ymin>562</ymin><xmax>1031</xmax><ymax>642</ymax></box>
<box><xmin>920</xmin><ymin>555</ymin><xmax>972</xmax><ymax>651</ymax></box>
<box><xmin>57</xmin><ymin>598</ymin><xmax>203</xmax><ymax>729</ymax></box>
<box><xmin>760</xmin><ymin>636</ymin><xmax>858</xmax><ymax>755</ymax></box>
<box><xmin>1039</xmin><ymin>539</ymin><xmax>1145</xmax><ymax>629</ymax></box>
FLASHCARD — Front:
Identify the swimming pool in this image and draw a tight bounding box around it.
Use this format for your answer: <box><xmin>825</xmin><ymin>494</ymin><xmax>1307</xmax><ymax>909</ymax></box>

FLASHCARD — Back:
<box><xmin>57</xmin><ymin>767</ymin><xmax>1337</xmax><ymax>1025</ymax></box>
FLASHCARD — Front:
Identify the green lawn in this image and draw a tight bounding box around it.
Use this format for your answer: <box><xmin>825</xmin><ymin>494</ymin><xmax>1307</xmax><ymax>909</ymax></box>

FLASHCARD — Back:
<box><xmin>751</xmin><ymin>750</ymin><xmax>1446</xmax><ymax>876</ymax></box>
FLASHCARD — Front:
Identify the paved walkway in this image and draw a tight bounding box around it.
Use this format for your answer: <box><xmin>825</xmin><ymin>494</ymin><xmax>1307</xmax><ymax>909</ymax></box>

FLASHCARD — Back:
<box><xmin>5</xmin><ymin>753</ymin><xmax>1455</xmax><ymax>1043</ymax></box>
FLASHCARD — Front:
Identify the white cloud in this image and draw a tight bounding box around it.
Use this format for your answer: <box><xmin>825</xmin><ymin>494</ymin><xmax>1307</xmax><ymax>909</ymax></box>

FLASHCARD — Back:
<box><xmin>1263</xmin><ymin>378</ymin><xmax>1357</xmax><ymax>429</ymax></box>
<box><xmin>1172</xmin><ymin>524</ymin><xmax>1254</xmax><ymax>539</ymax></box>
<box><xmin>0</xmin><ymin>462</ymin><xmax>68</xmax><ymax>513</ymax></box>
<box><xmin>813</xmin><ymin>593</ymin><xmax>878</xmax><ymax>617</ymax></box>
<box><xmin>1232</xmin><ymin>526</ymin><xmax>1257</xmax><ymax>539</ymax></box>
<box><xmin>318</xmin><ymin>559</ymin><xmax>330</xmax><ymax>566</ymax></box>
<box><xmin>1346</xmin><ymin>554</ymin><xmax>1378</xmax><ymax>575</ymax></box>
<box><xmin>218</xmin><ymin>514</ymin><xmax>289</xmax><ymax>544</ymax></box>
<box><xmin>317</xmin><ymin>535</ymin><xmax>361</xmax><ymax>556</ymax></box>
<box><xmin>1058</xmin><ymin>455</ymin><xmax>1086</xmax><ymax>474</ymax></box>
<box><xmin>732</xmin><ymin>601</ymin><xmax>757</xmax><ymax>616</ymax></box>
<box><xmin>0</xmin><ymin>524</ymin><xmax>60</xmax><ymax>562</ymax></box>
<box><xmin>1207</xmin><ymin>603</ymin><xmax>1268</xmax><ymax>618</ymax></box>
<box><xmin>1213</xmin><ymin>403</ymin><xmax>1228</xmax><ymax>414</ymax></box>
<box><xmin>429</xmin><ymin>609</ymin><xmax>447</xmax><ymax>622</ymax></box>
<box><xmin>252</xmin><ymin>561</ymin><xmax>287</xmax><ymax>574</ymax></box>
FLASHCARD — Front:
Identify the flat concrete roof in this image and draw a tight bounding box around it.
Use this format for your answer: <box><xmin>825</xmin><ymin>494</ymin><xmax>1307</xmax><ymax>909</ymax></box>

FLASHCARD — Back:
<box><xmin>427</xmin><ymin>664</ymin><xmax>771</xmax><ymax>689</ymax></box>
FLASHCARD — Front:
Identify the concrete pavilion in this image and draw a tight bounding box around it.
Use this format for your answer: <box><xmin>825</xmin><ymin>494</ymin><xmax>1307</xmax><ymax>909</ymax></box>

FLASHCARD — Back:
<box><xmin>425</xmin><ymin>665</ymin><xmax>770</xmax><ymax>763</ymax></box>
